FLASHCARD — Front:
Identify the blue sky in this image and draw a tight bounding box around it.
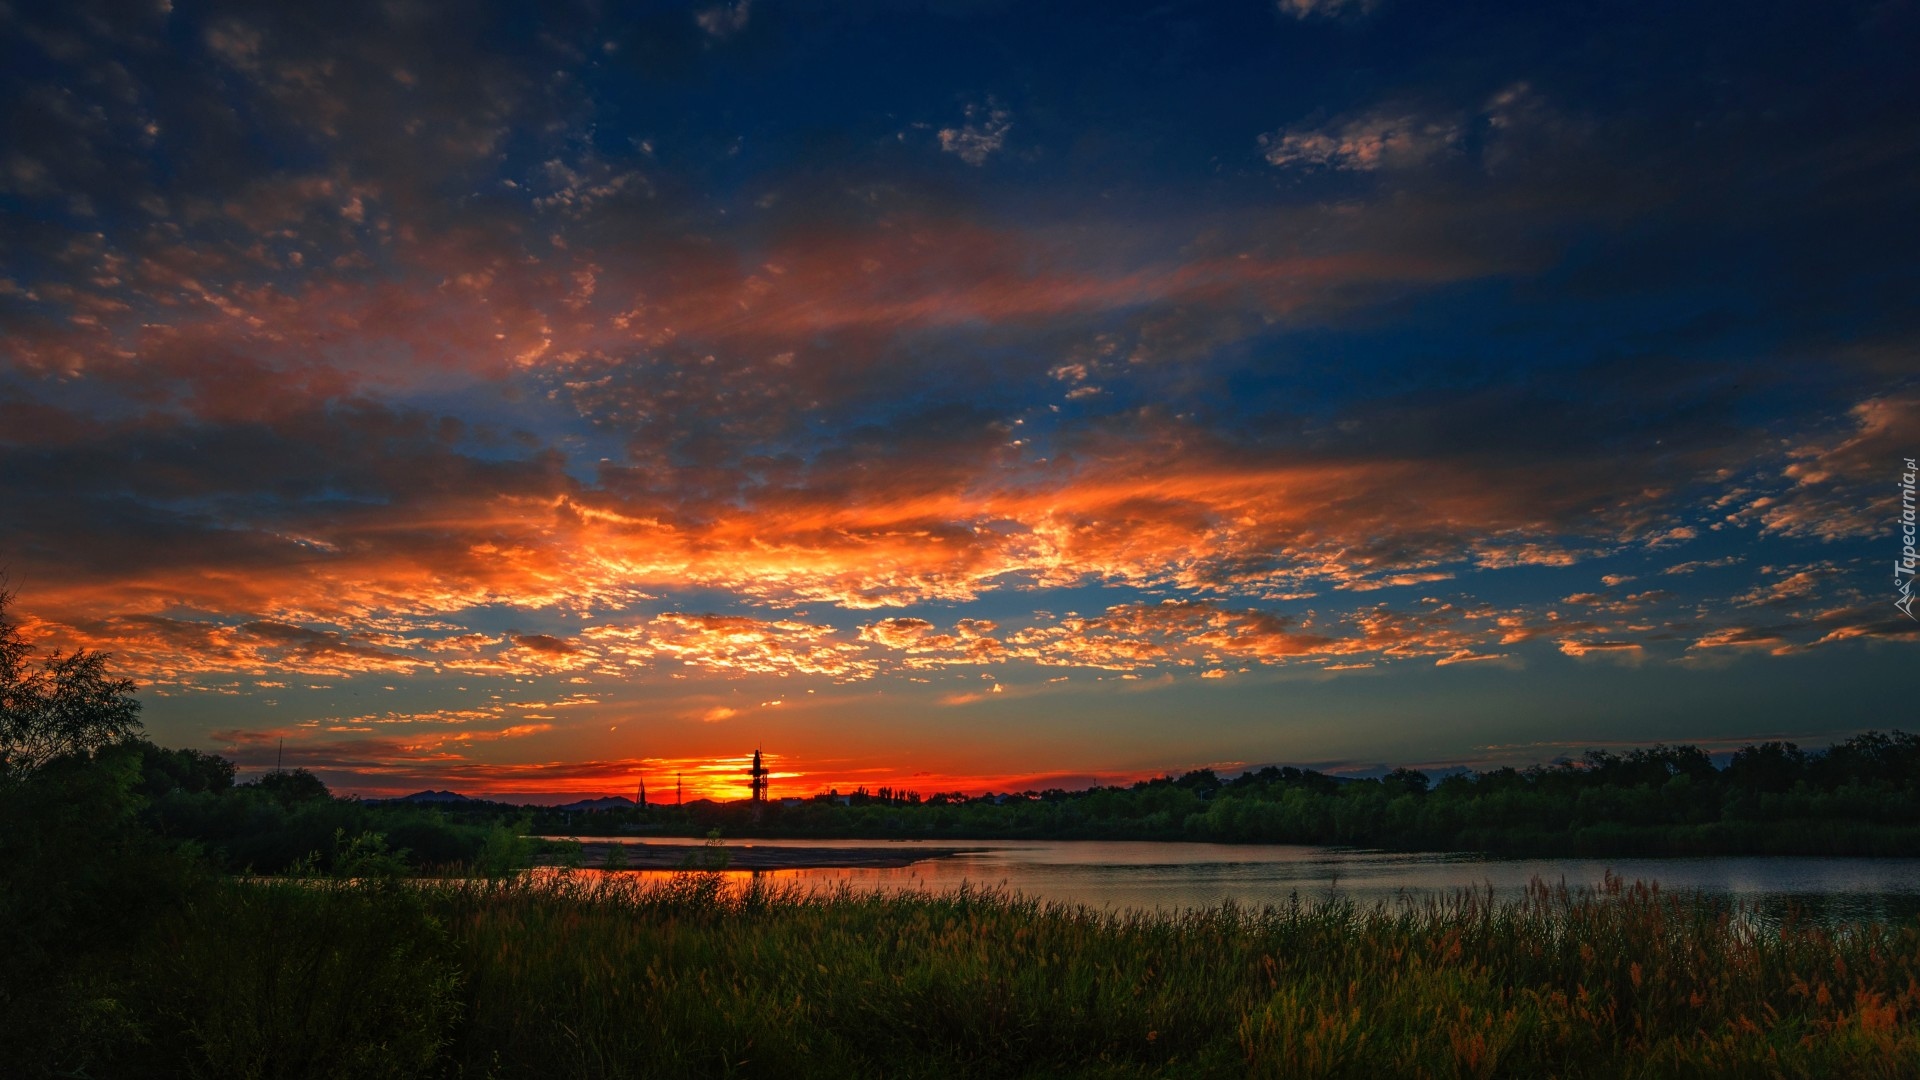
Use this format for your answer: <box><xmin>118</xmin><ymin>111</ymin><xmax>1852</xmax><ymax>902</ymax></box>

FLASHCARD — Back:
<box><xmin>1</xmin><ymin>0</ymin><xmax>1914</xmax><ymax>798</ymax></box>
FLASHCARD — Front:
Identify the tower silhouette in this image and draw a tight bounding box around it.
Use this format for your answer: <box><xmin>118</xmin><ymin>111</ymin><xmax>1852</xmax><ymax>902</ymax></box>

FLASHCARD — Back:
<box><xmin>749</xmin><ymin>748</ymin><xmax>770</xmax><ymax>804</ymax></box>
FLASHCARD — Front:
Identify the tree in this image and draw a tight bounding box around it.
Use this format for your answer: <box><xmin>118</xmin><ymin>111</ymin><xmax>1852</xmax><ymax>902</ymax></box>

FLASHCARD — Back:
<box><xmin>1724</xmin><ymin>741</ymin><xmax>1808</xmax><ymax>794</ymax></box>
<box><xmin>243</xmin><ymin>767</ymin><xmax>330</xmax><ymax>804</ymax></box>
<box><xmin>0</xmin><ymin>584</ymin><xmax>142</xmax><ymax>778</ymax></box>
<box><xmin>136</xmin><ymin>741</ymin><xmax>237</xmax><ymax>799</ymax></box>
<box><xmin>1381</xmin><ymin>767</ymin><xmax>1431</xmax><ymax>796</ymax></box>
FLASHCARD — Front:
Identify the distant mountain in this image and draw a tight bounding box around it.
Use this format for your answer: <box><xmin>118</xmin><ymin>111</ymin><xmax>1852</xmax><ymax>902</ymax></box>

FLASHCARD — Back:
<box><xmin>554</xmin><ymin>795</ymin><xmax>636</xmax><ymax>812</ymax></box>
<box><xmin>387</xmin><ymin>789</ymin><xmax>477</xmax><ymax>804</ymax></box>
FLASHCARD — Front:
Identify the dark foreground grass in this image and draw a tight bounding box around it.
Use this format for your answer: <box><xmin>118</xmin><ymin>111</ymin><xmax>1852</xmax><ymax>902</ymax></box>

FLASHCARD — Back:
<box><xmin>78</xmin><ymin>874</ymin><xmax>1920</xmax><ymax>1078</ymax></box>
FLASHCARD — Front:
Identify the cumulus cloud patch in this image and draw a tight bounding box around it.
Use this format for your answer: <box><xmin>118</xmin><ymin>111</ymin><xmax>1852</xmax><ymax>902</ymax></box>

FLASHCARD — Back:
<box><xmin>1260</xmin><ymin>111</ymin><xmax>1462</xmax><ymax>172</ymax></box>
<box><xmin>938</xmin><ymin>101</ymin><xmax>1011</xmax><ymax>166</ymax></box>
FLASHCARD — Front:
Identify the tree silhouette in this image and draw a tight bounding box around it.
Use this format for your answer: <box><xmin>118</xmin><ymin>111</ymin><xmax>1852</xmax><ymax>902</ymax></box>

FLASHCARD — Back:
<box><xmin>0</xmin><ymin>582</ymin><xmax>142</xmax><ymax>777</ymax></box>
<box><xmin>244</xmin><ymin>767</ymin><xmax>330</xmax><ymax>804</ymax></box>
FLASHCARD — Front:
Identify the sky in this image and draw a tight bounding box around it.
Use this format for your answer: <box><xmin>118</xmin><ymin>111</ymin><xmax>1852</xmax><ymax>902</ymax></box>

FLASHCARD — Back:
<box><xmin>2</xmin><ymin>0</ymin><xmax>1915</xmax><ymax>801</ymax></box>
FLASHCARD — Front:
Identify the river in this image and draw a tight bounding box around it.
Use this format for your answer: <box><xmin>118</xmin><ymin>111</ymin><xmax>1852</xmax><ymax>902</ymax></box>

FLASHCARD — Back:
<box><xmin>551</xmin><ymin>837</ymin><xmax>1920</xmax><ymax>920</ymax></box>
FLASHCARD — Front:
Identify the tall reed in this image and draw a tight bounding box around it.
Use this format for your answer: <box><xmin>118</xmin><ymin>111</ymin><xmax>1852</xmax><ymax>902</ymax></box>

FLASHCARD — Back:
<box><xmin>113</xmin><ymin>872</ymin><xmax>1920</xmax><ymax>1078</ymax></box>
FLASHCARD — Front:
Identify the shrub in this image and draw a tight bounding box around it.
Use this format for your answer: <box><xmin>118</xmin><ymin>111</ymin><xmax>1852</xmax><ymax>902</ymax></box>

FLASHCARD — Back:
<box><xmin>138</xmin><ymin>880</ymin><xmax>460</xmax><ymax>1080</ymax></box>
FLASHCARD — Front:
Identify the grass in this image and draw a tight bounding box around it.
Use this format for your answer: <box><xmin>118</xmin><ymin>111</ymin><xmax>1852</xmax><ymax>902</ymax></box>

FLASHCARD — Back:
<box><xmin>80</xmin><ymin>873</ymin><xmax>1920</xmax><ymax>1078</ymax></box>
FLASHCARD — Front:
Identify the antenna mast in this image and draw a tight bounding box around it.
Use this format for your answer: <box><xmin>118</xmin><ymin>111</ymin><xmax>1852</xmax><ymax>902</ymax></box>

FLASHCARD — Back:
<box><xmin>749</xmin><ymin>747</ymin><xmax>770</xmax><ymax>804</ymax></box>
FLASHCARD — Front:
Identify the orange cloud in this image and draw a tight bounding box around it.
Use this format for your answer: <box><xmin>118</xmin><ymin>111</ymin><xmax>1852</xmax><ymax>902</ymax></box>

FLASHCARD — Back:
<box><xmin>1557</xmin><ymin>640</ymin><xmax>1646</xmax><ymax>661</ymax></box>
<box><xmin>584</xmin><ymin>613</ymin><xmax>875</xmax><ymax>680</ymax></box>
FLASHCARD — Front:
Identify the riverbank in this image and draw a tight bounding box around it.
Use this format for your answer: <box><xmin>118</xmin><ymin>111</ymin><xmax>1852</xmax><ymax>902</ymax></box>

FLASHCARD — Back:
<box><xmin>544</xmin><ymin>839</ymin><xmax>982</xmax><ymax>870</ymax></box>
<box><xmin>26</xmin><ymin>871</ymin><xmax>1920</xmax><ymax>1078</ymax></box>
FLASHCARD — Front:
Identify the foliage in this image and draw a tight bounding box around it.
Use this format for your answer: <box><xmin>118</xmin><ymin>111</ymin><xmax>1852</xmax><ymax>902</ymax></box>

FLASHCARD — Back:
<box><xmin>527</xmin><ymin>731</ymin><xmax>1920</xmax><ymax>857</ymax></box>
<box><xmin>0</xmin><ymin>583</ymin><xmax>142</xmax><ymax>778</ymax></box>
<box><xmin>543</xmin><ymin>835</ymin><xmax>586</xmax><ymax>870</ymax></box>
<box><xmin>51</xmin><ymin>726</ymin><xmax>1920</xmax><ymax>879</ymax></box>
<box><xmin>133</xmin><ymin>753</ymin><xmax>503</xmax><ymax>874</ymax></box>
<box><xmin>677</xmin><ymin>827</ymin><xmax>731</xmax><ymax>871</ymax></box>
<box><xmin>1</xmin><ymin>739</ymin><xmax>449</xmax><ymax>1077</ymax></box>
<box><xmin>138</xmin><ymin>878</ymin><xmax>459</xmax><ymax>1080</ymax></box>
<box><xmin>9</xmin><ymin>727</ymin><xmax>1920</xmax><ymax>1077</ymax></box>
<box><xmin>59</xmin><ymin>873</ymin><xmax>1920</xmax><ymax>1078</ymax></box>
<box><xmin>136</xmin><ymin>741</ymin><xmax>236</xmax><ymax>799</ymax></box>
<box><xmin>474</xmin><ymin>818</ymin><xmax>538</xmax><ymax>878</ymax></box>
<box><xmin>0</xmin><ymin>742</ymin><xmax>205</xmax><ymax>1077</ymax></box>
<box><xmin>242</xmin><ymin>766</ymin><xmax>332</xmax><ymax>804</ymax></box>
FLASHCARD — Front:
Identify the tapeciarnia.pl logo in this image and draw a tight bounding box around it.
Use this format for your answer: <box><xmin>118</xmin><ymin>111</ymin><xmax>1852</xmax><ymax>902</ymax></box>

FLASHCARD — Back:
<box><xmin>1899</xmin><ymin>457</ymin><xmax>1917</xmax><ymax>621</ymax></box>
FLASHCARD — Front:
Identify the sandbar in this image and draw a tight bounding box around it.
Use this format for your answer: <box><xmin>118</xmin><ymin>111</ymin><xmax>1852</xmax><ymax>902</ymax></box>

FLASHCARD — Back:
<box><xmin>545</xmin><ymin>841</ymin><xmax>982</xmax><ymax>871</ymax></box>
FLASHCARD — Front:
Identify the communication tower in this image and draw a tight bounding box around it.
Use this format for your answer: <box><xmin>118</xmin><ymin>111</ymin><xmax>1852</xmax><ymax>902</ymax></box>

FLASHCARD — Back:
<box><xmin>749</xmin><ymin>748</ymin><xmax>770</xmax><ymax>804</ymax></box>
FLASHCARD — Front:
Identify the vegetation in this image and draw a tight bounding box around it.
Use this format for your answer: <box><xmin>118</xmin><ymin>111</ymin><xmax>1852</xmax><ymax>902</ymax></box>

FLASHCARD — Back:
<box><xmin>13</xmin><ymin>721</ymin><xmax>1920</xmax><ymax>1077</ymax></box>
<box><xmin>6</xmin><ymin>727</ymin><xmax>1892</xmax><ymax>894</ymax></box>
<box><xmin>549</xmin><ymin>735</ymin><xmax>1920</xmax><ymax>858</ymax></box>
<box><xmin>7</xmin><ymin>586</ymin><xmax>1920</xmax><ymax>1076</ymax></box>
<box><xmin>133</xmin><ymin>743</ymin><xmax>506</xmax><ymax>874</ymax></box>
<box><xmin>99</xmin><ymin>729</ymin><xmax>1920</xmax><ymax>871</ymax></box>
<box><xmin>12</xmin><ymin>581</ymin><xmax>1919</xmax><ymax>867</ymax></box>
<box><xmin>0</xmin><ymin>581</ymin><xmax>142</xmax><ymax>777</ymax></box>
<box><xmin>10</xmin><ymin>858</ymin><xmax>1920</xmax><ymax>1078</ymax></box>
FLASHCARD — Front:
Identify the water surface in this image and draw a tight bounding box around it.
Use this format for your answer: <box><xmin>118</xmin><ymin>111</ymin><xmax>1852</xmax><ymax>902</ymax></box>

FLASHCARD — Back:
<box><xmin>569</xmin><ymin>838</ymin><xmax>1920</xmax><ymax>920</ymax></box>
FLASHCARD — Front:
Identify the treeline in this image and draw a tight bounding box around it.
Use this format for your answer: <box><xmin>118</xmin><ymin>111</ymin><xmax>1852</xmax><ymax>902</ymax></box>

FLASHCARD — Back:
<box><xmin>568</xmin><ymin>732</ymin><xmax>1920</xmax><ymax>857</ymax></box>
<box><xmin>65</xmin><ymin>730</ymin><xmax>1920</xmax><ymax>863</ymax></box>
<box><xmin>5</xmin><ymin>740</ymin><xmax>507</xmax><ymax>883</ymax></box>
<box><xmin>124</xmin><ymin>742</ymin><xmax>548</xmax><ymax>874</ymax></box>
<box><xmin>5</xmin><ymin>732</ymin><xmax>1920</xmax><ymax>1074</ymax></box>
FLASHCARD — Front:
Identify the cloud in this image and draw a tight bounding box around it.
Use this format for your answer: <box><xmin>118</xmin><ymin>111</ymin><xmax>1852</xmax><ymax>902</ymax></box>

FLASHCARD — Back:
<box><xmin>1803</xmin><ymin>609</ymin><xmax>1920</xmax><ymax>649</ymax></box>
<box><xmin>1259</xmin><ymin>82</ymin><xmax>1573</xmax><ymax>175</ymax></box>
<box><xmin>1644</xmin><ymin>525</ymin><xmax>1699</xmax><ymax>549</ymax></box>
<box><xmin>857</xmin><ymin>617</ymin><xmax>1005</xmax><ymax>666</ymax></box>
<box><xmin>8</xmin><ymin>364</ymin><xmax>1899</xmax><ymax>697</ymax></box>
<box><xmin>46</xmin><ymin>614</ymin><xmax>433</xmax><ymax>680</ymax></box>
<box><xmin>1434</xmin><ymin>650</ymin><xmax>1508</xmax><ymax>666</ymax></box>
<box><xmin>1472</xmin><ymin>542</ymin><xmax>1598</xmax><ymax>570</ymax></box>
<box><xmin>585</xmin><ymin>613</ymin><xmax>877</xmax><ymax>679</ymax></box>
<box><xmin>512</xmin><ymin>633</ymin><xmax>580</xmax><ymax>655</ymax></box>
<box><xmin>695</xmin><ymin>1</ymin><xmax>751</xmax><ymax>40</ymax></box>
<box><xmin>1557</xmin><ymin>640</ymin><xmax>1646</xmax><ymax>662</ymax></box>
<box><xmin>2</xmin><ymin>0</ymin><xmax>1913</xmax><ymax>792</ymax></box>
<box><xmin>1664</xmin><ymin>557</ymin><xmax>1742</xmax><ymax>576</ymax></box>
<box><xmin>9</xmin><ymin>389</ymin><xmax>1849</xmax><ymax>687</ymax></box>
<box><xmin>858</xmin><ymin>617</ymin><xmax>938</xmax><ymax>649</ymax></box>
<box><xmin>1338</xmin><ymin>571</ymin><xmax>1456</xmax><ymax>592</ymax></box>
<box><xmin>1275</xmin><ymin>0</ymin><xmax>1376</xmax><ymax>20</ymax></box>
<box><xmin>1746</xmin><ymin>395</ymin><xmax>1920</xmax><ymax>540</ymax></box>
<box><xmin>1689</xmin><ymin>626</ymin><xmax>1794</xmax><ymax>654</ymax></box>
<box><xmin>939</xmin><ymin>101</ymin><xmax>1011</xmax><ymax>166</ymax></box>
<box><xmin>1260</xmin><ymin>111</ymin><xmax>1462</xmax><ymax>172</ymax></box>
<box><xmin>1733</xmin><ymin>564</ymin><xmax>1841</xmax><ymax>609</ymax></box>
<box><xmin>1004</xmin><ymin>599</ymin><xmax>1344</xmax><ymax>671</ymax></box>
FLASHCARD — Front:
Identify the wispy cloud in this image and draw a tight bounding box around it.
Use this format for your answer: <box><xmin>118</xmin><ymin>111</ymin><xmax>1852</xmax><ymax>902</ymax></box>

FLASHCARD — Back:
<box><xmin>1260</xmin><ymin>111</ymin><xmax>1461</xmax><ymax>171</ymax></box>
<box><xmin>939</xmin><ymin>101</ymin><xmax>1011</xmax><ymax>166</ymax></box>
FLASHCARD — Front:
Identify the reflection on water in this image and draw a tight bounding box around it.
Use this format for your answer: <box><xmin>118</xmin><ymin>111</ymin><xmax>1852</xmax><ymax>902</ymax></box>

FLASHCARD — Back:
<box><xmin>562</xmin><ymin>838</ymin><xmax>1920</xmax><ymax>920</ymax></box>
